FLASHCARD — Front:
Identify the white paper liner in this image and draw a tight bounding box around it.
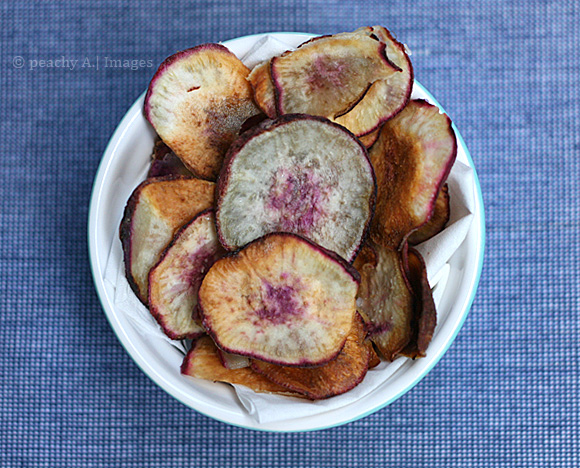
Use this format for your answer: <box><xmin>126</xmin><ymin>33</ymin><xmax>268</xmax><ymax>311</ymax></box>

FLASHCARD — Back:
<box><xmin>102</xmin><ymin>36</ymin><xmax>475</xmax><ymax>424</ymax></box>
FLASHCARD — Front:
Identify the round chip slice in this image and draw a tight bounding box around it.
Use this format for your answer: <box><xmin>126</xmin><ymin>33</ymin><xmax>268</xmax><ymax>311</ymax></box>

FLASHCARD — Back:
<box><xmin>148</xmin><ymin>210</ymin><xmax>225</xmax><ymax>340</ymax></box>
<box><xmin>216</xmin><ymin>115</ymin><xmax>376</xmax><ymax>262</ymax></box>
<box><xmin>199</xmin><ymin>233</ymin><xmax>360</xmax><ymax>367</ymax></box>
<box><xmin>144</xmin><ymin>44</ymin><xmax>260</xmax><ymax>180</ymax></box>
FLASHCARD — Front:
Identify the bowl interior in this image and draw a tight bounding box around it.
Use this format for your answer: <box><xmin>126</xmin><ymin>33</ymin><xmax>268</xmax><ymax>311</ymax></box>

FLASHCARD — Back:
<box><xmin>88</xmin><ymin>33</ymin><xmax>485</xmax><ymax>432</ymax></box>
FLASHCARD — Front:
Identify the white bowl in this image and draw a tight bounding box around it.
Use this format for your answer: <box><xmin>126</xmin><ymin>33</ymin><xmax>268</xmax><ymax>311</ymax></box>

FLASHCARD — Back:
<box><xmin>88</xmin><ymin>32</ymin><xmax>485</xmax><ymax>432</ymax></box>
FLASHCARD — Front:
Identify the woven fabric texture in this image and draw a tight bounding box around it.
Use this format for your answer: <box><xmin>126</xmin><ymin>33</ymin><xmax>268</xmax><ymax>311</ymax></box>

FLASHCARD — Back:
<box><xmin>1</xmin><ymin>1</ymin><xmax>578</xmax><ymax>466</ymax></box>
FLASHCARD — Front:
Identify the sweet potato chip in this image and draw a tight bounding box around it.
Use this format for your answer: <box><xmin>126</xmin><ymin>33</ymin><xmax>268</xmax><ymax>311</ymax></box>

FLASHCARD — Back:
<box><xmin>400</xmin><ymin>246</ymin><xmax>437</xmax><ymax>358</ymax></box>
<box><xmin>333</xmin><ymin>26</ymin><xmax>413</xmax><ymax>137</ymax></box>
<box><xmin>145</xmin><ymin>44</ymin><xmax>260</xmax><ymax>180</ymax></box>
<box><xmin>119</xmin><ymin>176</ymin><xmax>215</xmax><ymax>303</ymax></box>
<box><xmin>251</xmin><ymin>314</ymin><xmax>371</xmax><ymax>400</ymax></box>
<box><xmin>355</xmin><ymin>242</ymin><xmax>414</xmax><ymax>360</ymax></box>
<box><xmin>408</xmin><ymin>184</ymin><xmax>450</xmax><ymax>245</ymax></box>
<box><xmin>181</xmin><ymin>336</ymin><xmax>298</xmax><ymax>395</ymax></box>
<box><xmin>248</xmin><ymin>60</ymin><xmax>277</xmax><ymax>118</ymax></box>
<box><xmin>216</xmin><ymin>114</ymin><xmax>375</xmax><ymax>262</ymax></box>
<box><xmin>369</xmin><ymin>99</ymin><xmax>457</xmax><ymax>249</ymax></box>
<box><xmin>148</xmin><ymin>210</ymin><xmax>225</xmax><ymax>340</ymax></box>
<box><xmin>271</xmin><ymin>30</ymin><xmax>404</xmax><ymax>137</ymax></box>
<box><xmin>199</xmin><ymin>233</ymin><xmax>359</xmax><ymax>367</ymax></box>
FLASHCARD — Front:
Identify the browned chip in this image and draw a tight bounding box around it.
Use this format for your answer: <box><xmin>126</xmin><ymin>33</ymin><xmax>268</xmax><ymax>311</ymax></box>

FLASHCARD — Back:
<box><xmin>369</xmin><ymin>99</ymin><xmax>456</xmax><ymax>249</ymax></box>
<box><xmin>367</xmin><ymin>342</ymin><xmax>381</xmax><ymax>369</ymax></box>
<box><xmin>145</xmin><ymin>44</ymin><xmax>260</xmax><ymax>180</ymax></box>
<box><xmin>251</xmin><ymin>314</ymin><xmax>371</xmax><ymax>400</ymax></box>
<box><xmin>408</xmin><ymin>184</ymin><xmax>450</xmax><ymax>245</ymax></box>
<box><xmin>248</xmin><ymin>60</ymin><xmax>277</xmax><ymax>118</ymax></box>
<box><xmin>181</xmin><ymin>336</ymin><xmax>299</xmax><ymax>395</ymax></box>
<box><xmin>355</xmin><ymin>242</ymin><xmax>414</xmax><ymax>360</ymax></box>
<box><xmin>400</xmin><ymin>246</ymin><xmax>437</xmax><ymax>358</ymax></box>
<box><xmin>199</xmin><ymin>233</ymin><xmax>359</xmax><ymax>367</ymax></box>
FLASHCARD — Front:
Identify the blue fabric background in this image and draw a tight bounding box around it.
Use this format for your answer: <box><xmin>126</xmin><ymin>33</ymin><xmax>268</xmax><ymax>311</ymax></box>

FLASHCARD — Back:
<box><xmin>1</xmin><ymin>1</ymin><xmax>578</xmax><ymax>466</ymax></box>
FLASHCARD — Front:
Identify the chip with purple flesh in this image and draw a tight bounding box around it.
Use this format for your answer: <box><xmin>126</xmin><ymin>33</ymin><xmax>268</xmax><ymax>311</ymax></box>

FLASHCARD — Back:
<box><xmin>270</xmin><ymin>28</ymin><xmax>411</xmax><ymax>138</ymax></box>
<box><xmin>199</xmin><ymin>233</ymin><xmax>360</xmax><ymax>367</ymax></box>
<box><xmin>148</xmin><ymin>210</ymin><xmax>225</xmax><ymax>340</ymax></box>
<box><xmin>216</xmin><ymin>114</ymin><xmax>376</xmax><ymax>262</ymax></box>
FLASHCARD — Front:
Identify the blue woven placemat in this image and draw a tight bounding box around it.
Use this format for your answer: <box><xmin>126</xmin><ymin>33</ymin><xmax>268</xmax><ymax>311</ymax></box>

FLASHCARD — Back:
<box><xmin>1</xmin><ymin>1</ymin><xmax>578</xmax><ymax>466</ymax></box>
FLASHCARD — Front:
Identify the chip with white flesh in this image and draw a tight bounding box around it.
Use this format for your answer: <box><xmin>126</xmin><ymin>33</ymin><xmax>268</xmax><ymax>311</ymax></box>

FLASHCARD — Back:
<box><xmin>144</xmin><ymin>44</ymin><xmax>260</xmax><ymax>180</ymax></box>
<box><xmin>400</xmin><ymin>246</ymin><xmax>437</xmax><ymax>358</ymax></box>
<box><xmin>369</xmin><ymin>99</ymin><xmax>457</xmax><ymax>249</ymax></box>
<box><xmin>216</xmin><ymin>115</ymin><xmax>376</xmax><ymax>262</ymax></box>
<box><xmin>181</xmin><ymin>336</ymin><xmax>299</xmax><ymax>395</ymax></box>
<box><xmin>199</xmin><ymin>233</ymin><xmax>360</xmax><ymax>367</ymax></box>
<box><xmin>148</xmin><ymin>210</ymin><xmax>225</xmax><ymax>340</ymax></box>
<box><xmin>355</xmin><ymin>242</ymin><xmax>415</xmax><ymax>361</ymax></box>
<box><xmin>248</xmin><ymin>60</ymin><xmax>277</xmax><ymax>118</ymax></box>
<box><xmin>270</xmin><ymin>29</ymin><xmax>409</xmax><ymax>137</ymax></box>
<box><xmin>408</xmin><ymin>184</ymin><xmax>450</xmax><ymax>245</ymax></box>
<box><xmin>251</xmin><ymin>313</ymin><xmax>371</xmax><ymax>400</ymax></box>
<box><xmin>119</xmin><ymin>176</ymin><xmax>215</xmax><ymax>303</ymax></box>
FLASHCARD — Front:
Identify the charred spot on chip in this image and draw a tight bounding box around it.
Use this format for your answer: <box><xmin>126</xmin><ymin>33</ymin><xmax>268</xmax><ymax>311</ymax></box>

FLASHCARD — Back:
<box><xmin>198</xmin><ymin>233</ymin><xmax>359</xmax><ymax>367</ymax></box>
<box><xmin>144</xmin><ymin>43</ymin><xmax>260</xmax><ymax>180</ymax></box>
<box><xmin>216</xmin><ymin>114</ymin><xmax>376</xmax><ymax>262</ymax></box>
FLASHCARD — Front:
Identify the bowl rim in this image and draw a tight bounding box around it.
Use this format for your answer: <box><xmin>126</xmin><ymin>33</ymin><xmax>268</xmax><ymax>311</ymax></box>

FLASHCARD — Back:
<box><xmin>88</xmin><ymin>31</ymin><xmax>485</xmax><ymax>432</ymax></box>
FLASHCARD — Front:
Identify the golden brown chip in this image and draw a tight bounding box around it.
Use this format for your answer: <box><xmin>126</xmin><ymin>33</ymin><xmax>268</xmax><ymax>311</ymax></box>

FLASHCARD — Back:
<box><xmin>369</xmin><ymin>100</ymin><xmax>456</xmax><ymax>249</ymax></box>
<box><xmin>145</xmin><ymin>44</ymin><xmax>260</xmax><ymax>180</ymax></box>
<box><xmin>248</xmin><ymin>60</ymin><xmax>277</xmax><ymax>118</ymax></box>
<box><xmin>408</xmin><ymin>184</ymin><xmax>450</xmax><ymax>245</ymax></box>
<box><xmin>358</xmin><ymin>128</ymin><xmax>381</xmax><ymax>148</ymax></box>
<box><xmin>251</xmin><ymin>314</ymin><xmax>371</xmax><ymax>400</ymax></box>
<box><xmin>119</xmin><ymin>177</ymin><xmax>215</xmax><ymax>302</ymax></box>
<box><xmin>181</xmin><ymin>336</ymin><xmax>299</xmax><ymax>395</ymax></box>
